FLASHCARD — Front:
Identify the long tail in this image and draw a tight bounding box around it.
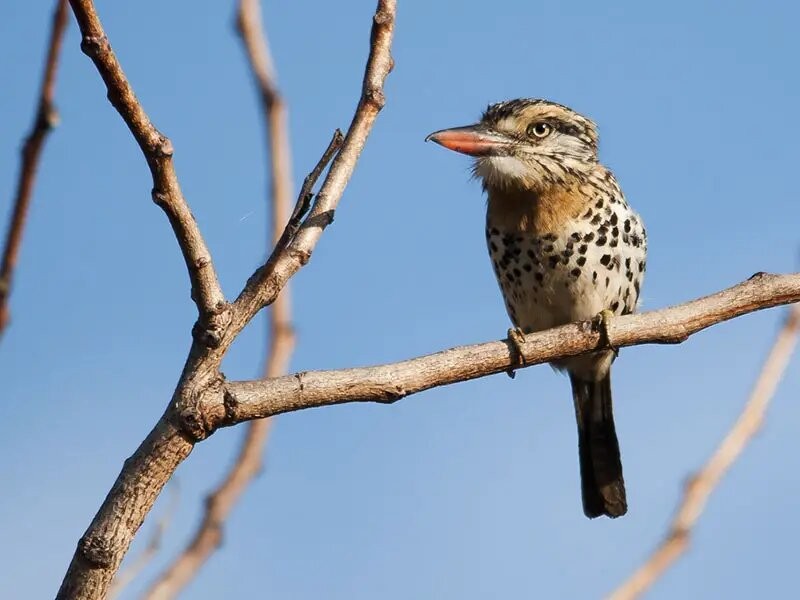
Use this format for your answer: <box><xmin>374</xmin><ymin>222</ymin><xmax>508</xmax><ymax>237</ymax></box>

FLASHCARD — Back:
<box><xmin>569</xmin><ymin>372</ymin><xmax>627</xmax><ymax>518</ymax></box>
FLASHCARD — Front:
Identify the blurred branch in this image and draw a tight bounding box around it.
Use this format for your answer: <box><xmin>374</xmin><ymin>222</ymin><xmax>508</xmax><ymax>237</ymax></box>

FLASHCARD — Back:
<box><xmin>0</xmin><ymin>0</ymin><xmax>68</xmax><ymax>340</ymax></box>
<box><xmin>142</xmin><ymin>1</ymin><xmax>296</xmax><ymax>597</ymax></box>
<box><xmin>56</xmin><ymin>2</ymin><xmax>396</xmax><ymax>598</ymax></box>
<box><xmin>608</xmin><ymin>302</ymin><xmax>800</xmax><ymax>600</ymax></box>
<box><xmin>107</xmin><ymin>482</ymin><xmax>179</xmax><ymax>600</ymax></box>
<box><xmin>220</xmin><ymin>274</ymin><xmax>800</xmax><ymax>423</ymax></box>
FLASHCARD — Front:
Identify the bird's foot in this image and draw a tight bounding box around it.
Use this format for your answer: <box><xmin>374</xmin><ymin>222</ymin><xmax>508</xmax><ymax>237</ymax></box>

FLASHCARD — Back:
<box><xmin>592</xmin><ymin>309</ymin><xmax>618</xmax><ymax>357</ymax></box>
<box><xmin>506</xmin><ymin>326</ymin><xmax>527</xmax><ymax>378</ymax></box>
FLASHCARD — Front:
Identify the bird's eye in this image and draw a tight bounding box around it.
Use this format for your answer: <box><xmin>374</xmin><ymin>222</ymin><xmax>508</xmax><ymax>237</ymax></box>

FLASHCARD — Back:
<box><xmin>527</xmin><ymin>122</ymin><xmax>552</xmax><ymax>138</ymax></box>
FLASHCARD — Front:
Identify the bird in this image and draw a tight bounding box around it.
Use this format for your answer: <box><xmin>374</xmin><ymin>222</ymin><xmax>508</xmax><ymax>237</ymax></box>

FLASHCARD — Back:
<box><xmin>426</xmin><ymin>99</ymin><xmax>646</xmax><ymax>518</ymax></box>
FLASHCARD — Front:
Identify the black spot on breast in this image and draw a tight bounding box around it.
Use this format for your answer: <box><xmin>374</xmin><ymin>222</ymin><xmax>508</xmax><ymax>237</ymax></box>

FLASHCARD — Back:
<box><xmin>562</xmin><ymin>249</ymin><xmax>574</xmax><ymax>258</ymax></box>
<box><xmin>612</xmin><ymin>226</ymin><xmax>619</xmax><ymax>237</ymax></box>
<box><xmin>583</xmin><ymin>208</ymin><xmax>593</xmax><ymax>219</ymax></box>
<box><xmin>611</xmin><ymin>301</ymin><xmax>620</xmax><ymax>312</ymax></box>
<box><xmin>584</xmin><ymin>232</ymin><xmax>595</xmax><ymax>242</ymax></box>
<box><xmin>595</xmin><ymin>199</ymin><xmax>604</xmax><ymax>209</ymax></box>
<box><xmin>596</xmin><ymin>236</ymin><xmax>607</xmax><ymax>246</ymax></box>
<box><xmin>610</xmin><ymin>213</ymin><xmax>618</xmax><ymax>225</ymax></box>
<box><xmin>548</xmin><ymin>256</ymin><xmax>559</xmax><ymax>268</ymax></box>
<box><xmin>571</xmin><ymin>232</ymin><xmax>582</xmax><ymax>241</ymax></box>
<box><xmin>543</xmin><ymin>244</ymin><xmax>554</xmax><ymax>253</ymax></box>
<box><xmin>634</xmin><ymin>280</ymin><xmax>640</xmax><ymax>295</ymax></box>
<box><xmin>513</xmin><ymin>268</ymin><xmax>521</xmax><ymax>277</ymax></box>
<box><xmin>523</xmin><ymin>263</ymin><xmax>532</xmax><ymax>272</ymax></box>
<box><xmin>543</xmin><ymin>233</ymin><xmax>557</xmax><ymax>242</ymax></box>
<box><xmin>598</xmin><ymin>225</ymin><xmax>609</xmax><ymax>235</ymax></box>
<box><xmin>624</xmin><ymin>219</ymin><xmax>631</xmax><ymax>233</ymax></box>
<box><xmin>490</xmin><ymin>242</ymin><xmax>498</xmax><ymax>252</ymax></box>
<box><xmin>609</xmin><ymin>238</ymin><xmax>618</xmax><ymax>248</ymax></box>
<box><xmin>571</xmin><ymin>268</ymin><xmax>581</xmax><ymax>277</ymax></box>
<box><xmin>625</xmin><ymin>258</ymin><xmax>631</xmax><ymax>269</ymax></box>
<box><xmin>591</xmin><ymin>214</ymin><xmax>602</xmax><ymax>225</ymax></box>
<box><xmin>605</xmin><ymin>276</ymin><xmax>610</xmax><ymax>287</ymax></box>
<box><xmin>576</xmin><ymin>256</ymin><xmax>586</xmax><ymax>266</ymax></box>
<box><xmin>490</xmin><ymin>227</ymin><xmax>500</xmax><ymax>235</ymax></box>
<box><xmin>535</xmin><ymin>272</ymin><xmax>544</xmax><ymax>283</ymax></box>
<box><xmin>600</xmin><ymin>254</ymin><xmax>611</xmax><ymax>266</ymax></box>
<box><xmin>631</xmin><ymin>234</ymin><xmax>642</xmax><ymax>248</ymax></box>
<box><xmin>638</xmin><ymin>260</ymin><xmax>646</xmax><ymax>272</ymax></box>
<box><xmin>592</xmin><ymin>271</ymin><xmax>598</xmax><ymax>282</ymax></box>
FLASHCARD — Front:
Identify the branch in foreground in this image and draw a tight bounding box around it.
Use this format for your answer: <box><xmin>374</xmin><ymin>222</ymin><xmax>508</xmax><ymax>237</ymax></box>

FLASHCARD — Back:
<box><xmin>56</xmin><ymin>2</ymin><xmax>396</xmax><ymax>599</ymax></box>
<box><xmin>143</xmin><ymin>1</ymin><xmax>296</xmax><ymax>597</ymax></box>
<box><xmin>107</xmin><ymin>482</ymin><xmax>179</xmax><ymax>600</ymax></box>
<box><xmin>219</xmin><ymin>273</ymin><xmax>800</xmax><ymax>425</ymax></box>
<box><xmin>66</xmin><ymin>0</ymin><xmax>225</xmax><ymax>320</ymax></box>
<box><xmin>607</xmin><ymin>302</ymin><xmax>800</xmax><ymax>600</ymax></box>
<box><xmin>0</xmin><ymin>0</ymin><xmax>68</xmax><ymax>340</ymax></box>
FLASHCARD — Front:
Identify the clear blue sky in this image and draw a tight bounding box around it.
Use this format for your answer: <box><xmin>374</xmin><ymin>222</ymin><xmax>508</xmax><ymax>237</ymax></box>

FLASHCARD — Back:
<box><xmin>2</xmin><ymin>1</ymin><xmax>799</xmax><ymax>598</ymax></box>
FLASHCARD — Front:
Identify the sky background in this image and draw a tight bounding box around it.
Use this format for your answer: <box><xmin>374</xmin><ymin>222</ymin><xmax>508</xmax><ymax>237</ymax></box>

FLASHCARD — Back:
<box><xmin>2</xmin><ymin>1</ymin><xmax>799</xmax><ymax>599</ymax></box>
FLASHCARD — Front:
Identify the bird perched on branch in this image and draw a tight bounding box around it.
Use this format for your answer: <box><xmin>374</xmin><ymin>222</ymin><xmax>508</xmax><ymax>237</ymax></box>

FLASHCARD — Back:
<box><xmin>427</xmin><ymin>99</ymin><xmax>646</xmax><ymax>518</ymax></box>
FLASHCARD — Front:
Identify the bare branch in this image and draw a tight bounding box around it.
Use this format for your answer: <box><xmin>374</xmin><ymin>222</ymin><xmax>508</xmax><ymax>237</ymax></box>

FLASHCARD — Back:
<box><xmin>607</xmin><ymin>302</ymin><xmax>800</xmax><ymax>600</ymax></box>
<box><xmin>143</xmin><ymin>2</ymin><xmax>297</xmax><ymax>597</ymax></box>
<box><xmin>230</xmin><ymin>0</ymin><xmax>397</xmax><ymax>325</ymax></box>
<box><xmin>65</xmin><ymin>0</ymin><xmax>225</xmax><ymax>320</ymax></box>
<box><xmin>107</xmin><ymin>482</ymin><xmax>179</xmax><ymax>600</ymax></box>
<box><xmin>0</xmin><ymin>0</ymin><xmax>68</xmax><ymax>340</ymax></box>
<box><xmin>220</xmin><ymin>273</ymin><xmax>800</xmax><ymax>424</ymax></box>
<box><xmin>55</xmin><ymin>2</ymin><xmax>396</xmax><ymax>598</ymax></box>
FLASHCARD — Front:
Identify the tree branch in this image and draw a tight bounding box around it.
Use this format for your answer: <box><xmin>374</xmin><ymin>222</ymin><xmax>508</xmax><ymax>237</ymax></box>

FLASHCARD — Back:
<box><xmin>56</xmin><ymin>2</ymin><xmax>396</xmax><ymax>598</ymax></box>
<box><xmin>66</xmin><ymin>0</ymin><xmax>225</xmax><ymax>320</ymax></box>
<box><xmin>229</xmin><ymin>0</ymin><xmax>396</xmax><ymax>326</ymax></box>
<box><xmin>219</xmin><ymin>273</ymin><xmax>800</xmax><ymax>424</ymax></box>
<box><xmin>0</xmin><ymin>0</ymin><xmax>68</xmax><ymax>340</ymax></box>
<box><xmin>143</xmin><ymin>2</ymin><xmax>297</xmax><ymax>597</ymax></box>
<box><xmin>107</xmin><ymin>482</ymin><xmax>179</xmax><ymax>600</ymax></box>
<box><xmin>607</xmin><ymin>301</ymin><xmax>800</xmax><ymax>600</ymax></box>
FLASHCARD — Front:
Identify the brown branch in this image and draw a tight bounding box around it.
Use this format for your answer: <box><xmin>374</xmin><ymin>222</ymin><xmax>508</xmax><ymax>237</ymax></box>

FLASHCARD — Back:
<box><xmin>107</xmin><ymin>482</ymin><xmax>179</xmax><ymax>600</ymax></box>
<box><xmin>219</xmin><ymin>273</ymin><xmax>800</xmax><ymax>424</ymax></box>
<box><xmin>142</xmin><ymin>2</ymin><xmax>296</xmax><ymax>597</ymax></box>
<box><xmin>56</xmin><ymin>2</ymin><xmax>396</xmax><ymax>598</ymax></box>
<box><xmin>65</xmin><ymin>0</ymin><xmax>225</xmax><ymax>321</ymax></box>
<box><xmin>0</xmin><ymin>0</ymin><xmax>68</xmax><ymax>340</ymax></box>
<box><xmin>229</xmin><ymin>0</ymin><xmax>397</xmax><ymax>327</ymax></box>
<box><xmin>607</xmin><ymin>302</ymin><xmax>800</xmax><ymax>600</ymax></box>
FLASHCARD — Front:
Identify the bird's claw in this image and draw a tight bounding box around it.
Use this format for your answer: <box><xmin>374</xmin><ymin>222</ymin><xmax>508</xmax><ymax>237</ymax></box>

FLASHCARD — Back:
<box><xmin>593</xmin><ymin>309</ymin><xmax>618</xmax><ymax>356</ymax></box>
<box><xmin>506</xmin><ymin>326</ymin><xmax>527</xmax><ymax>378</ymax></box>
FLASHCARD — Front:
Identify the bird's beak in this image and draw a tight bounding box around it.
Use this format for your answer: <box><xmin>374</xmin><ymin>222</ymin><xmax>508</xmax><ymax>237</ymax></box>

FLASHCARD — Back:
<box><xmin>425</xmin><ymin>125</ymin><xmax>512</xmax><ymax>157</ymax></box>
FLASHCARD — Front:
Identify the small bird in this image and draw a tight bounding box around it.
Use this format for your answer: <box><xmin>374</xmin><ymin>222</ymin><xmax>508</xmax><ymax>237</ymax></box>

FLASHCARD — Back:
<box><xmin>427</xmin><ymin>99</ymin><xmax>646</xmax><ymax>518</ymax></box>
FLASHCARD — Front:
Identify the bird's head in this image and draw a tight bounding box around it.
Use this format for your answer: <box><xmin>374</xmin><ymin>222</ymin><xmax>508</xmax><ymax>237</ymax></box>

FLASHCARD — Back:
<box><xmin>427</xmin><ymin>99</ymin><xmax>599</xmax><ymax>191</ymax></box>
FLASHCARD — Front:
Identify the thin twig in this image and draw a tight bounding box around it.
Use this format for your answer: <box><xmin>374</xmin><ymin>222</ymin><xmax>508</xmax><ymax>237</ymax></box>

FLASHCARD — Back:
<box><xmin>56</xmin><ymin>2</ymin><xmax>396</xmax><ymax>599</ymax></box>
<box><xmin>0</xmin><ymin>0</ymin><xmax>68</xmax><ymax>340</ymax></box>
<box><xmin>107</xmin><ymin>482</ymin><xmax>179</xmax><ymax>599</ymax></box>
<box><xmin>143</xmin><ymin>2</ymin><xmax>297</xmax><ymax>597</ymax></box>
<box><xmin>66</xmin><ymin>0</ymin><xmax>225</xmax><ymax>321</ymax></box>
<box><xmin>607</xmin><ymin>303</ymin><xmax>800</xmax><ymax>600</ymax></box>
<box><xmin>230</xmin><ymin>0</ymin><xmax>397</xmax><ymax>325</ymax></box>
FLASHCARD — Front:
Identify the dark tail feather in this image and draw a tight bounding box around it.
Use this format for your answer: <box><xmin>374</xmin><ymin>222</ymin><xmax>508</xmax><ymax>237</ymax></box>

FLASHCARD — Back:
<box><xmin>570</xmin><ymin>372</ymin><xmax>627</xmax><ymax>518</ymax></box>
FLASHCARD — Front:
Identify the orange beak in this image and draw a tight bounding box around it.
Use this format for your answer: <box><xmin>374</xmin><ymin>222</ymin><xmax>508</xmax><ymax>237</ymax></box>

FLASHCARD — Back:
<box><xmin>425</xmin><ymin>125</ymin><xmax>511</xmax><ymax>157</ymax></box>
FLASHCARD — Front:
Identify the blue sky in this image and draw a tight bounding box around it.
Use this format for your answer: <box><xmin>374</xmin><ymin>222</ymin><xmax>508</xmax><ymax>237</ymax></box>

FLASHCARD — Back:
<box><xmin>1</xmin><ymin>1</ymin><xmax>799</xmax><ymax>598</ymax></box>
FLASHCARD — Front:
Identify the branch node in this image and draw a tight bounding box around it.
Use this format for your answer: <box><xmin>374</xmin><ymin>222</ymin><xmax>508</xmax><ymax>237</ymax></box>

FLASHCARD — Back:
<box><xmin>151</xmin><ymin>189</ymin><xmax>168</xmax><ymax>207</ymax></box>
<box><xmin>223</xmin><ymin>387</ymin><xmax>239</xmax><ymax>422</ymax></box>
<box><xmin>154</xmin><ymin>136</ymin><xmax>174</xmax><ymax>158</ymax></box>
<box><xmin>79</xmin><ymin>533</ymin><xmax>115</xmax><ymax>569</ymax></box>
<box><xmin>364</xmin><ymin>87</ymin><xmax>386</xmax><ymax>109</ymax></box>
<box><xmin>79</xmin><ymin>34</ymin><xmax>109</xmax><ymax>58</ymax></box>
